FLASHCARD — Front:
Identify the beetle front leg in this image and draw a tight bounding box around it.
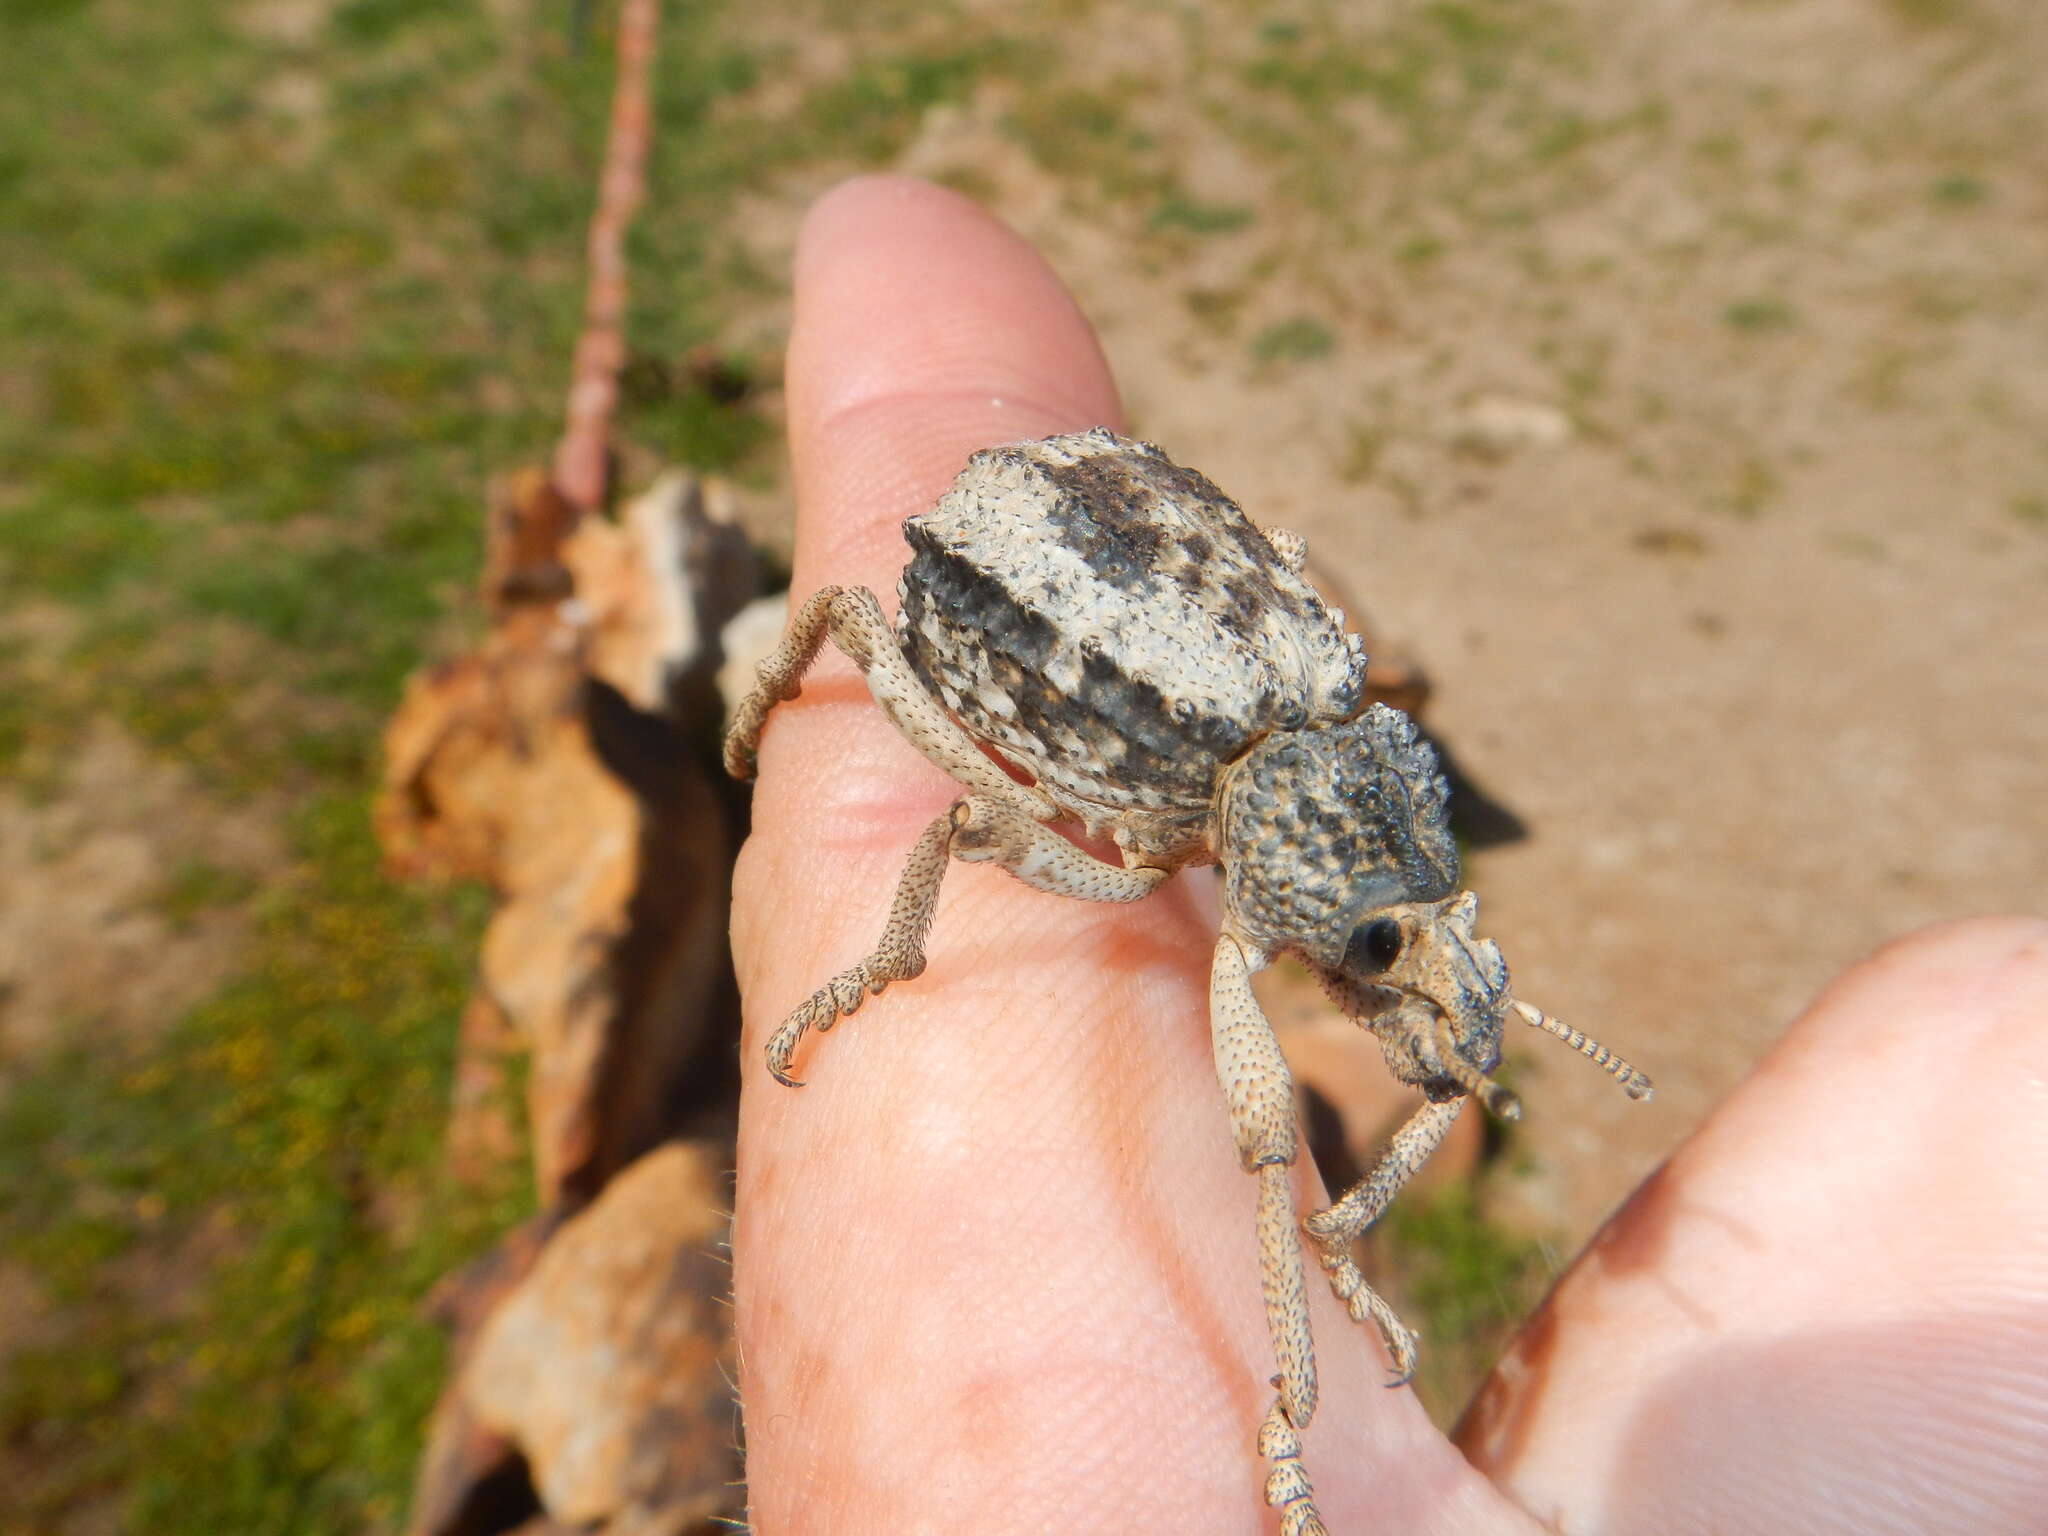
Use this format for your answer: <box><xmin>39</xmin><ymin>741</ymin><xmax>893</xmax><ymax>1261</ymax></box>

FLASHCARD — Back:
<box><xmin>724</xmin><ymin>585</ymin><xmax>1052</xmax><ymax>822</ymax></box>
<box><xmin>1211</xmin><ymin>933</ymin><xmax>1329</xmax><ymax>1535</ymax></box>
<box><xmin>766</xmin><ymin>797</ymin><xmax>1167</xmax><ymax>1085</ymax></box>
<box><xmin>1302</xmin><ymin>1096</ymin><xmax>1463</xmax><ymax>1383</ymax></box>
<box><xmin>1259</xmin><ymin>1392</ymin><xmax>1329</xmax><ymax>1536</ymax></box>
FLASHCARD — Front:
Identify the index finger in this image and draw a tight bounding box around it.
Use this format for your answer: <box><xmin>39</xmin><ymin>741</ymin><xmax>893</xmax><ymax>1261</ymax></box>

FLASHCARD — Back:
<box><xmin>729</xmin><ymin>176</ymin><xmax>1491</xmax><ymax>1535</ymax></box>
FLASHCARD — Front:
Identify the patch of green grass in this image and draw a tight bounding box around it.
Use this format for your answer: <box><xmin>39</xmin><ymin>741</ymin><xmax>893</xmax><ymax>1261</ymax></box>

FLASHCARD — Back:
<box><xmin>0</xmin><ymin>797</ymin><xmax>513</xmax><ymax>1534</ymax></box>
<box><xmin>646</xmin><ymin>377</ymin><xmax>776</xmax><ymax>474</ymax></box>
<box><xmin>1002</xmin><ymin>83</ymin><xmax>1165</xmax><ymax>205</ymax></box>
<box><xmin>153</xmin><ymin>203</ymin><xmax>308</xmax><ymax>292</ymax></box>
<box><xmin>154</xmin><ymin>858</ymin><xmax>261</xmax><ymax>929</ymax></box>
<box><xmin>1722</xmin><ymin>455</ymin><xmax>1781</xmax><ymax>518</ymax></box>
<box><xmin>1242</xmin><ymin>0</ymin><xmax>1538</xmax><ymax>150</ymax></box>
<box><xmin>1396</xmin><ymin>232</ymin><xmax>1447</xmax><ymax>265</ymax></box>
<box><xmin>1722</xmin><ymin>297</ymin><xmax>1797</xmax><ymax>331</ymax></box>
<box><xmin>1338</xmin><ymin>421</ymin><xmax>1386</xmax><ymax>483</ymax></box>
<box><xmin>1930</xmin><ymin>173</ymin><xmax>1987</xmax><ymax>205</ymax></box>
<box><xmin>1004</xmin><ymin>84</ymin><xmax>1122</xmax><ymax>165</ymax></box>
<box><xmin>1383</xmin><ymin>1186</ymin><xmax>1547</xmax><ymax>1424</ymax></box>
<box><xmin>1224</xmin><ymin>0</ymin><xmax>1602</xmax><ymax>231</ymax></box>
<box><xmin>331</xmin><ymin>0</ymin><xmax>466</xmax><ymax>47</ymax></box>
<box><xmin>0</xmin><ymin>641</ymin><xmax>32</xmax><ymax>773</ymax></box>
<box><xmin>1184</xmin><ymin>286</ymin><xmax>1247</xmax><ymax>333</ymax></box>
<box><xmin>2011</xmin><ymin>495</ymin><xmax>2047</xmax><ymax>527</ymax></box>
<box><xmin>797</xmin><ymin>40</ymin><xmax>1022</xmax><ymax>161</ymax></box>
<box><xmin>619</xmin><ymin>350</ymin><xmax>777</xmax><ymax>475</ymax></box>
<box><xmin>1252</xmin><ymin>315</ymin><xmax>1336</xmax><ymax>363</ymax></box>
<box><xmin>1149</xmin><ymin>192</ymin><xmax>1254</xmax><ymax>234</ymax></box>
<box><xmin>0</xmin><ymin>0</ymin><xmax>91</xmax><ymax>25</ymax></box>
<box><xmin>1883</xmin><ymin>0</ymin><xmax>1974</xmax><ymax>25</ymax></box>
<box><xmin>0</xmin><ymin>0</ymin><xmax>789</xmax><ymax>1527</ymax></box>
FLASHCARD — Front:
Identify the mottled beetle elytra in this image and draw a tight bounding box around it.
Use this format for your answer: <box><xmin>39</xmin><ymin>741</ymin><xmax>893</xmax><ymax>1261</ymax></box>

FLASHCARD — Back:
<box><xmin>726</xmin><ymin>428</ymin><xmax>1650</xmax><ymax>1535</ymax></box>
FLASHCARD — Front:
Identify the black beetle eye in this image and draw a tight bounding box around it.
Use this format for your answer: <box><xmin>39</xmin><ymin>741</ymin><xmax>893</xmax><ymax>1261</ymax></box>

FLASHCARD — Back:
<box><xmin>1346</xmin><ymin>917</ymin><xmax>1404</xmax><ymax>974</ymax></box>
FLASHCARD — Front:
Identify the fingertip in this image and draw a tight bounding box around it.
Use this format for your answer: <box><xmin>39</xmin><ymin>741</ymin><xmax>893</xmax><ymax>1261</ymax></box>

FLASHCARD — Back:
<box><xmin>791</xmin><ymin>174</ymin><xmax>1118</xmax><ymax>429</ymax></box>
<box><xmin>785</xmin><ymin>174</ymin><xmax>1123</xmax><ymax>591</ymax></box>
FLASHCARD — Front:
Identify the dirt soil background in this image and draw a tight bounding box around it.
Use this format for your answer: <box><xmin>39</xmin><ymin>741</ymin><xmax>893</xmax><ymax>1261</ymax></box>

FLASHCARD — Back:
<box><xmin>714</xmin><ymin>0</ymin><xmax>2048</xmax><ymax>1247</ymax></box>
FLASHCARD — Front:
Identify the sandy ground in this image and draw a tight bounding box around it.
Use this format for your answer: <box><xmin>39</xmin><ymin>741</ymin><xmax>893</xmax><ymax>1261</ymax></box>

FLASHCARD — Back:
<box><xmin>726</xmin><ymin>0</ymin><xmax>2048</xmax><ymax>1251</ymax></box>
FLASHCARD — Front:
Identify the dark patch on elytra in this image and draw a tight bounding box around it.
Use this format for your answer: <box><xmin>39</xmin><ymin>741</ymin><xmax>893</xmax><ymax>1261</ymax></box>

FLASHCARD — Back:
<box><xmin>1222</xmin><ymin>509</ymin><xmax>1282</xmax><ymax>563</ymax></box>
<box><xmin>1036</xmin><ymin>456</ymin><xmax>1168</xmax><ymax>587</ymax></box>
<box><xmin>901</xmin><ymin>532</ymin><xmax>1058</xmax><ymax>674</ymax></box>
<box><xmin>1219</xmin><ymin>573</ymin><xmax>1273</xmax><ymax>638</ymax></box>
<box><xmin>1038</xmin><ymin>450</ymin><xmax>1173</xmax><ymax>553</ymax></box>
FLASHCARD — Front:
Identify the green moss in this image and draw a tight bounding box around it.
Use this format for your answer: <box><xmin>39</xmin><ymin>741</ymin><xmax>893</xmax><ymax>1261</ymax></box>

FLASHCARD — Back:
<box><xmin>1383</xmin><ymin>1185</ymin><xmax>1547</xmax><ymax>1423</ymax></box>
<box><xmin>1252</xmin><ymin>315</ymin><xmax>1336</xmax><ymax>363</ymax></box>
<box><xmin>1722</xmin><ymin>297</ymin><xmax>1797</xmax><ymax>331</ymax></box>
<box><xmin>154</xmin><ymin>858</ymin><xmax>261</xmax><ymax>929</ymax></box>
<box><xmin>1149</xmin><ymin>192</ymin><xmax>1254</xmax><ymax>234</ymax></box>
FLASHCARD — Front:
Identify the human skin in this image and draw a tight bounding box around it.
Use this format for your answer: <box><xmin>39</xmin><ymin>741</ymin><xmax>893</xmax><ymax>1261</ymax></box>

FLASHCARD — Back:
<box><xmin>728</xmin><ymin>174</ymin><xmax>2048</xmax><ymax>1534</ymax></box>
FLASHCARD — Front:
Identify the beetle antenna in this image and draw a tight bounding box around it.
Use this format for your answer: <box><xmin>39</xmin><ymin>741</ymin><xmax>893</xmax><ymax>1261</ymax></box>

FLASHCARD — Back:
<box><xmin>1512</xmin><ymin>999</ymin><xmax>1654</xmax><ymax>1101</ymax></box>
<box><xmin>1433</xmin><ymin>1018</ymin><xmax>1522</xmax><ymax>1120</ymax></box>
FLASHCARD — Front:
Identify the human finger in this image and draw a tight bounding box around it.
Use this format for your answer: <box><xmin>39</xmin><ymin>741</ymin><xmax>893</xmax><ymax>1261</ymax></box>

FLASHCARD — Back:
<box><xmin>1462</xmin><ymin>916</ymin><xmax>2048</xmax><ymax>1534</ymax></box>
<box><xmin>730</xmin><ymin>176</ymin><xmax>1507</xmax><ymax>1534</ymax></box>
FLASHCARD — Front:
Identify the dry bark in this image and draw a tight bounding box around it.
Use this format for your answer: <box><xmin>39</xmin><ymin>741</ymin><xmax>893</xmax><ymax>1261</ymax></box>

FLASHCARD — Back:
<box><xmin>383</xmin><ymin>467</ymin><xmax>753</xmax><ymax>1536</ymax></box>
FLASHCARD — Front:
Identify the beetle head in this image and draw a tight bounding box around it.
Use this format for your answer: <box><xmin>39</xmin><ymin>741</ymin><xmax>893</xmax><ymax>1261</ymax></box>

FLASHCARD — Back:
<box><xmin>1317</xmin><ymin>892</ymin><xmax>1520</xmax><ymax>1114</ymax></box>
<box><xmin>1218</xmin><ymin>706</ymin><xmax>1521</xmax><ymax>1114</ymax></box>
<box><xmin>1218</xmin><ymin>705</ymin><xmax>1652</xmax><ymax>1115</ymax></box>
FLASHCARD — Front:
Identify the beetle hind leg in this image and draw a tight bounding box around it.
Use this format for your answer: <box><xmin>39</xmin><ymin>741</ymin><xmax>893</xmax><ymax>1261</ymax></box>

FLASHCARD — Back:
<box><xmin>1301</xmin><ymin>1096</ymin><xmax>1463</xmax><ymax>1383</ymax></box>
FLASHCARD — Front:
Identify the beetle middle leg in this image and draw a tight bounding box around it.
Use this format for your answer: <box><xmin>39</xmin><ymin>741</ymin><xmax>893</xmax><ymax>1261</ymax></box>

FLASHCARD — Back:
<box><xmin>765</xmin><ymin>796</ymin><xmax>1167</xmax><ymax>1085</ymax></box>
<box><xmin>1301</xmin><ymin>1096</ymin><xmax>1464</xmax><ymax>1382</ymax></box>
<box><xmin>724</xmin><ymin>585</ymin><xmax>1052</xmax><ymax>822</ymax></box>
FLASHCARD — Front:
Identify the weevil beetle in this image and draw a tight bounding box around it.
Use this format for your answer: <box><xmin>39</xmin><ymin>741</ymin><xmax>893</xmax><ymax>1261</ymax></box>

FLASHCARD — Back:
<box><xmin>725</xmin><ymin>428</ymin><xmax>1651</xmax><ymax>1534</ymax></box>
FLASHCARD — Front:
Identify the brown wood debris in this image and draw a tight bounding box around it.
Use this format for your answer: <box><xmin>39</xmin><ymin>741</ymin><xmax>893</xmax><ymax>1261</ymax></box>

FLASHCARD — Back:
<box><xmin>380</xmin><ymin>465</ymin><xmax>754</xmax><ymax>1536</ymax></box>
